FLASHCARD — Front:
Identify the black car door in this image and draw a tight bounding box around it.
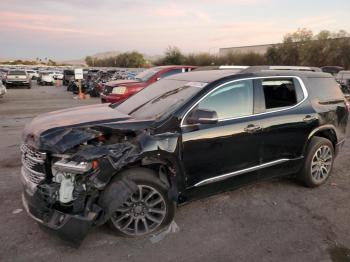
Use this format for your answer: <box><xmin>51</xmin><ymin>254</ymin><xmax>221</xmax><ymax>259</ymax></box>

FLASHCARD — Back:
<box><xmin>181</xmin><ymin>79</ymin><xmax>264</xmax><ymax>187</ymax></box>
<box><xmin>254</xmin><ymin>77</ymin><xmax>317</xmax><ymax>170</ymax></box>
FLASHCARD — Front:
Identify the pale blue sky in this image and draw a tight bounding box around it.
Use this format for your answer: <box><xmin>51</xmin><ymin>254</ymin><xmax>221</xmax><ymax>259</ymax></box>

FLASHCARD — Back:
<box><xmin>0</xmin><ymin>0</ymin><xmax>349</xmax><ymax>60</ymax></box>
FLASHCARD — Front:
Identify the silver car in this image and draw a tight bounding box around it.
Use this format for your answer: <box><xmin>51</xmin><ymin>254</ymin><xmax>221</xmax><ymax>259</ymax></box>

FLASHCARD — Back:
<box><xmin>0</xmin><ymin>82</ymin><xmax>7</xmax><ymax>98</ymax></box>
<box><xmin>5</xmin><ymin>69</ymin><xmax>31</xmax><ymax>88</ymax></box>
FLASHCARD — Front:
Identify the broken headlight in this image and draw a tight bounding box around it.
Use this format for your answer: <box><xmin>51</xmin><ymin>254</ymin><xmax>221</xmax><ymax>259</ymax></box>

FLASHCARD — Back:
<box><xmin>51</xmin><ymin>160</ymin><xmax>92</xmax><ymax>204</ymax></box>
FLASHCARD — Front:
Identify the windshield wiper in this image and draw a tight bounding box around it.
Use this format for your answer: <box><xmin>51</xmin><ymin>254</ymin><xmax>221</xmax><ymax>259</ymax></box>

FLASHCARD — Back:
<box><xmin>151</xmin><ymin>86</ymin><xmax>190</xmax><ymax>104</ymax></box>
<box><xmin>127</xmin><ymin>99</ymin><xmax>152</xmax><ymax>115</ymax></box>
<box><xmin>126</xmin><ymin>85</ymin><xmax>191</xmax><ymax>116</ymax></box>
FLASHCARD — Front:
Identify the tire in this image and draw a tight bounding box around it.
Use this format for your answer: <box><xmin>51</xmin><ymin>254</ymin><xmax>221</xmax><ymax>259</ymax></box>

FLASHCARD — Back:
<box><xmin>298</xmin><ymin>136</ymin><xmax>334</xmax><ymax>187</ymax></box>
<box><xmin>106</xmin><ymin>168</ymin><xmax>176</xmax><ymax>237</ymax></box>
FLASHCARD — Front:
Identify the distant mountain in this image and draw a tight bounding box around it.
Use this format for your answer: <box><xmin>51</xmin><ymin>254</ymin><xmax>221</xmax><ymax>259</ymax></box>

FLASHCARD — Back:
<box><xmin>59</xmin><ymin>58</ymin><xmax>86</xmax><ymax>66</ymax></box>
<box><xmin>89</xmin><ymin>51</ymin><xmax>121</xmax><ymax>59</ymax></box>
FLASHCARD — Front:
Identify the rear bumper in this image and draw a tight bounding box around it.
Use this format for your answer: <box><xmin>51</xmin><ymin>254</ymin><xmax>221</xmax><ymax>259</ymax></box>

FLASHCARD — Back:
<box><xmin>6</xmin><ymin>81</ymin><xmax>30</xmax><ymax>86</ymax></box>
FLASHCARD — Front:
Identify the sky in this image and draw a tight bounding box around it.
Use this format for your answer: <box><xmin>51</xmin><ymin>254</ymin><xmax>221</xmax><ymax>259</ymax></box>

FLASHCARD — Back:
<box><xmin>0</xmin><ymin>0</ymin><xmax>349</xmax><ymax>60</ymax></box>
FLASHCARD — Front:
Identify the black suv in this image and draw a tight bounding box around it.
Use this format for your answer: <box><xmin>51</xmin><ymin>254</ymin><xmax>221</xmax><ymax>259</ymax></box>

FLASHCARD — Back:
<box><xmin>21</xmin><ymin>67</ymin><xmax>348</xmax><ymax>244</ymax></box>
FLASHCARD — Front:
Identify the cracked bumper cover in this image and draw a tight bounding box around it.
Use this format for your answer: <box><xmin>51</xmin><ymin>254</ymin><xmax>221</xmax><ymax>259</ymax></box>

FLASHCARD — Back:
<box><xmin>22</xmin><ymin>191</ymin><xmax>98</xmax><ymax>244</ymax></box>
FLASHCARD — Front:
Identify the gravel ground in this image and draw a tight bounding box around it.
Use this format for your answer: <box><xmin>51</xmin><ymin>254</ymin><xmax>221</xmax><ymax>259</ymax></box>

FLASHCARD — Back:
<box><xmin>0</xmin><ymin>82</ymin><xmax>349</xmax><ymax>262</ymax></box>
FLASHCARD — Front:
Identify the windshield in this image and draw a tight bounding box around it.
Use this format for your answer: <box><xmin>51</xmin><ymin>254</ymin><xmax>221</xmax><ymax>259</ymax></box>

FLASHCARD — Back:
<box><xmin>8</xmin><ymin>70</ymin><xmax>26</xmax><ymax>75</ymax></box>
<box><xmin>135</xmin><ymin>68</ymin><xmax>162</xmax><ymax>82</ymax></box>
<box><xmin>116</xmin><ymin>79</ymin><xmax>207</xmax><ymax>120</ymax></box>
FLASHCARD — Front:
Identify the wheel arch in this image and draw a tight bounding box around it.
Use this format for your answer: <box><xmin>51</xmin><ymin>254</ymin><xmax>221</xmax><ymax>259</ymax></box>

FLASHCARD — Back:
<box><xmin>110</xmin><ymin>153</ymin><xmax>184</xmax><ymax>203</ymax></box>
<box><xmin>305</xmin><ymin>125</ymin><xmax>338</xmax><ymax>154</ymax></box>
<box><xmin>139</xmin><ymin>154</ymin><xmax>184</xmax><ymax>202</ymax></box>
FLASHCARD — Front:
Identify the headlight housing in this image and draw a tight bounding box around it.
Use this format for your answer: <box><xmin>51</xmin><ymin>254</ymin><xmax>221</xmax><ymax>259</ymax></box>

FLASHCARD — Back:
<box><xmin>52</xmin><ymin>159</ymin><xmax>92</xmax><ymax>174</ymax></box>
<box><xmin>112</xmin><ymin>86</ymin><xmax>127</xmax><ymax>94</ymax></box>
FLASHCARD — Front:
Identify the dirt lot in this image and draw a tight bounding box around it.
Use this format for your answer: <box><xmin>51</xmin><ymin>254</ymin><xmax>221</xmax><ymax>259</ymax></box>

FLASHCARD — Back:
<box><xmin>0</xmin><ymin>82</ymin><xmax>349</xmax><ymax>262</ymax></box>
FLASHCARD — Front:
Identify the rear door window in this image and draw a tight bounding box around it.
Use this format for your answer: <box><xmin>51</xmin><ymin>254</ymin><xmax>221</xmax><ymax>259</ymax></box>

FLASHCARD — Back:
<box><xmin>260</xmin><ymin>78</ymin><xmax>303</xmax><ymax>110</ymax></box>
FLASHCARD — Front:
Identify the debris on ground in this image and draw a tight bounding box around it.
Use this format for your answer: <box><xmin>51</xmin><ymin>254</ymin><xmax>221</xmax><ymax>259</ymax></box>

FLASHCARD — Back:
<box><xmin>12</xmin><ymin>208</ymin><xmax>23</xmax><ymax>214</ymax></box>
<box><xmin>149</xmin><ymin>221</ymin><xmax>179</xmax><ymax>244</ymax></box>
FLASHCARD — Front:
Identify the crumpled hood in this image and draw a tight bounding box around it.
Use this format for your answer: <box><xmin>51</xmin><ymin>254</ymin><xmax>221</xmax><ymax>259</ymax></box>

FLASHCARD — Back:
<box><xmin>24</xmin><ymin>103</ymin><xmax>132</xmax><ymax>137</ymax></box>
<box><xmin>22</xmin><ymin>103</ymin><xmax>154</xmax><ymax>152</ymax></box>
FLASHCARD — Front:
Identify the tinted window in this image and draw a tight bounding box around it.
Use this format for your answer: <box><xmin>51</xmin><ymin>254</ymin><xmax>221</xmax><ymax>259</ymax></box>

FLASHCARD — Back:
<box><xmin>159</xmin><ymin>69</ymin><xmax>183</xmax><ymax>79</ymax></box>
<box><xmin>196</xmin><ymin>80</ymin><xmax>254</xmax><ymax>120</ymax></box>
<box><xmin>135</xmin><ymin>68</ymin><xmax>162</xmax><ymax>82</ymax></box>
<box><xmin>261</xmin><ymin>78</ymin><xmax>300</xmax><ymax>110</ymax></box>
<box><xmin>8</xmin><ymin>70</ymin><xmax>26</xmax><ymax>75</ymax></box>
<box><xmin>308</xmin><ymin>77</ymin><xmax>344</xmax><ymax>100</ymax></box>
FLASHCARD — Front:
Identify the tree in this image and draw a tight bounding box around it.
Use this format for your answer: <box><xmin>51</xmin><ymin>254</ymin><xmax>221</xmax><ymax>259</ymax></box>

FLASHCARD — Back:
<box><xmin>85</xmin><ymin>56</ymin><xmax>93</xmax><ymax>66</ymax></box>
<box><xmin>84</xmin><ymin>52</ymin><xmax>146</xmax><ymax>67</ymax></box>
<box><xmin>161</xmin><ymin>46</ymin><xmax>186</xmax><ymax>65</ymax></box>
<box><xmin>265</xmin><ymin>28</ymin><xmax>350</xmax><ymax>68</ymax></box>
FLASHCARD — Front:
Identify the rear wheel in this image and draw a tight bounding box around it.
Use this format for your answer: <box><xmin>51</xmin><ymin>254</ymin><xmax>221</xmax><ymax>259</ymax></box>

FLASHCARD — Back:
<box><xmin>107</xmin><ymin>168</ymin><xmax>176</xmax><ymax>237</ymax></box>
<box><xmin>298</xmin><ymin>137</ymin><xmax>334</xmax><ymax>187</ymax></box>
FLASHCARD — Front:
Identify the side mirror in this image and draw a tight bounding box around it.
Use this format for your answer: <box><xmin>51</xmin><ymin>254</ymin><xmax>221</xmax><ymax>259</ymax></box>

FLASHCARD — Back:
<box><xmin>186</xmin><ymin>108</ymin><xmax>219</xmax><ymax>125</ymax></box>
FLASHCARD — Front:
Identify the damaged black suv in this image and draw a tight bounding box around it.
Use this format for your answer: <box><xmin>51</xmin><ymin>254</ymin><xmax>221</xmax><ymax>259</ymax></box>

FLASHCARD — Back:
<box><xmin>21</xmin><ymin>66</ymin><xmax>348</xmax><ymax>244</ymax></box>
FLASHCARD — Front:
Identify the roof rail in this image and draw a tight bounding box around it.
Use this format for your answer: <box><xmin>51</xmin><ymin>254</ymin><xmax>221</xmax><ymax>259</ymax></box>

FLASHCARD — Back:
<box><xmin>240</xmin><ymin>65</ymin><xmax>322</xmax><ymax>74</ymax></box>
<box><xmin>219</xmin><ymin>65</ymin><xmax>249</xmax><ymax>69</ymax></box>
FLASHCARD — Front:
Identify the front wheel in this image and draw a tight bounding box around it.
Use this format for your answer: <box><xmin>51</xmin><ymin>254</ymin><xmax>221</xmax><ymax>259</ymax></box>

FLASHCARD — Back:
<box><xmin>298</xmin><ymin>137</ymin><xmax>334</xmax><ymax>187</ymax></box>
<box><xmin>106</xmin><ymin>168</ymin><xmax>176</xmax><ymax>237</ymax></box>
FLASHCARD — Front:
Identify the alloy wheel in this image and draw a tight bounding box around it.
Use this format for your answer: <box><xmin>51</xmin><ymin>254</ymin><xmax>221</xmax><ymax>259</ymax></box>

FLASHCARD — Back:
<box><xmin>110</xmin><ymin>185</ymin><xmax>167</xmax><ymax>236</ymax></box>
<box><xmin>310</xmin><ymin>145</ymin><xmax>333</xmax><ymax>183</ymax></box>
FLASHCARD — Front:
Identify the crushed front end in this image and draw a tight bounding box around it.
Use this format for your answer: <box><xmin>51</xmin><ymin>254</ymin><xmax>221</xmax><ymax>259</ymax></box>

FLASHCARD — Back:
<box><xmin>20</xmin><ymin>143</ymin><xmax>103</xmax><ymax>244</ymax></box>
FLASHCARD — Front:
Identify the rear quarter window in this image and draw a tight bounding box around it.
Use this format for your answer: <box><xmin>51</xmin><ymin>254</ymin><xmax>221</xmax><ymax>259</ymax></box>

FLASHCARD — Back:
<box><xmin>308</xmin><ymin>77</ymin><xmax>344</xmax><ymax>100</ymax></box>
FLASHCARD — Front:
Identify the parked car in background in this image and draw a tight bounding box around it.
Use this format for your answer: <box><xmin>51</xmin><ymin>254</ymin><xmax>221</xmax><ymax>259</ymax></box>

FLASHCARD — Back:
<box><xmin>52</xmin><ymin>71</ymin><xmax>64</xmax><ymax>80</ymax></box>
<box><xmin>0</xmin><ymin>82</ymin><xmax>7</xmax><ymax>97</ymax></box>
<box><xmin>336</xmin><ymin>70</ymin><xmax>350</xmax><ymax>85</ymax></box>
<box><xmin>5</xmin><ymin>70</ymin><xmax>31</xmax><ymax>88</ymax></box>
<box><xmin>26</xmin><ymin>70</ymin><xmax>39</xmax><ymax>80</ymax></box>
<box><xmin>63</xmin><ymin>69</ymin><xmax>75</xmax><ymax>85</ymax></box>
<box><xmin>321</xmin><ymin>66</ymin><xmax>344</xmax><ymax>76</ymax></box>
<box><xmin>100</xmin><ymin>65</ymin><xmax>196</xmax><ymax>103</ymax></box>
<box><xmin>21</xmin><ymin>67</ymin><xmax>348</xmax><ymax>244</ymax></box>
<box><xmin>336</xmin><ymin>71</ymin><xmax>350</xmax><ymax>94</ymax></box>
<box><xmin>37</xmin><ymin>71</ymin><xmax>55</xmax><ymax>85</ymax></box>
<box><xmin>0</xmin><ymin>69</ymin><xmax>8</xmax><ymax>84</ymax></box>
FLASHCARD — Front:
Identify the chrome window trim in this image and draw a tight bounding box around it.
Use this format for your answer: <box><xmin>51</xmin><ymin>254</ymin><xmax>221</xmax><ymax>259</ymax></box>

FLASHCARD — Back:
<box><xmin>180</xmin><ymin>76</ymin><xmax>308</xmax><ymax>127</ymax></box>
<box><xmin>194</xmin><ymin>158</ymin><xmax>290</xmax><ymax>187</ymax></box>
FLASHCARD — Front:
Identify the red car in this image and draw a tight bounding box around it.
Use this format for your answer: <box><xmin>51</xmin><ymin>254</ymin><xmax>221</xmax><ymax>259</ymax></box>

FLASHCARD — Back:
<box><xmin>100</xmin><ymin>65</ymin><xmax>196</xmax><ymax>103</ymax></box>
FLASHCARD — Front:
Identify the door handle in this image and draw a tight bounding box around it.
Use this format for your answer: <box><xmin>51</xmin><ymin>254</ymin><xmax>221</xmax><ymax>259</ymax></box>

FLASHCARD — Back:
<box><xmin>303</xmin><ymin>115</ymin><xmax>317</xmax><ymax>123</ymax></box>
<box><xmin>244</xmin><ymin>124</ymin><xmax>262</xmax><ymax>133</ymax></box>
